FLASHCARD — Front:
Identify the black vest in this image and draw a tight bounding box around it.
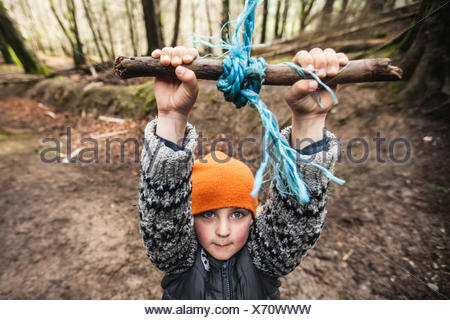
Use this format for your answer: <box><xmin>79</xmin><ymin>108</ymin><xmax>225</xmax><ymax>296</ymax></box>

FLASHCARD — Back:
<box><xmin>161</xmin><ymin>244</ymin><xmax>281</xmax><ymax>299</ymax></box>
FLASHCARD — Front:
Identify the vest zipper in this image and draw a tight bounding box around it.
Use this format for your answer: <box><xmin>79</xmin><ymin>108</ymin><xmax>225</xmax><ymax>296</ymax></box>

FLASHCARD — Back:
<box><xmin>222</xmin><ymin>262</ymin><xmax>232</xmax><ymax>299</ymax></box>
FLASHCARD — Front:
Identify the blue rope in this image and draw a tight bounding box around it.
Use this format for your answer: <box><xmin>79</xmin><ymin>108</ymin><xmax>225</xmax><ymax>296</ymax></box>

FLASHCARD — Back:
<box><xmin>196</xmin><ymin>0</ymin><xmax>345</xmax><ymax>203</ymax></box>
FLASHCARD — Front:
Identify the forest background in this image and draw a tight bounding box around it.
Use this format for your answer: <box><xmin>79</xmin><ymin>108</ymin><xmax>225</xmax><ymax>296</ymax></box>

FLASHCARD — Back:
<box><xmin>0</xmin><ymin>0</ymin><xmax>448</xmax><ymax>299</ymax></box>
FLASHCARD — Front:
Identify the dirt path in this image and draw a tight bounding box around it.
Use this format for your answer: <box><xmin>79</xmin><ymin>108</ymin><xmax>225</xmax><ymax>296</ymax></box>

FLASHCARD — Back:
<box><xmin>0</xmin><ymin>81</ymin><xmax>448</xmax><ymax>299</ymax></box>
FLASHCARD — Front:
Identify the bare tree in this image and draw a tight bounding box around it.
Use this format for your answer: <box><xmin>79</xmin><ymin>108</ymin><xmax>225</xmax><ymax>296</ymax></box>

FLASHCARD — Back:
<box><xmin>18</xmin><ymin>0</ymin><xmax>45</xmax><ymax>52</ymax></box>
<box><xmin>299</xmin><ymin>0</ymin><xmax>316</xmax><ymax>32</ymax></box>
<box><xmin>141</xmin><ymin>0</ymin><xmax>163</xmax><ymax>55</ymax></box>
<box><xmin>203</xmin><ymin>0</ymin><xmax>213</xmax><ymax>53</ymax></box>
<box><xmin>125</xmin><ymin>0</ymin><xmax>138</xmax><ymax>56</ymax></box>
<box><xmin>67</xmin><ymin>0</ymin><xmax>85</xmax><ymax>65</ymax></box>
<box><xmin>274</xmin><ymin>0</ymin><xmax>282</xmax><ymax>39</ymax></box>
<box><xmin>86</xmin><ymin>0</ymin><xmax>112</xmax><ymax>60</ymax></box>
<box><xmin>361</xmin><ymin>0</ymin><xmax>384</xmax><ymax>17</ymax></box>
<box><xmin>171</xmin><ymin>0</ymin><xmax>182</xmax><ymax>47</ymax></box>
<box><xmin>101</xmin><ymin>0</ymin><xmax>116</xmax><ymax>60</ymax></box>
<box><xmin>155</xmin><ymin>0</ymin><xmax>164</xmax><ymax>46</ymax></box>
<box><xmin>319</xmin><ymin>0</ymin><xmax>335</xmax><ymax>29</ymax></box>
<box><xmin>221</xmin><ymin>0</ymin><xmax>230</xmax><ymax>46</ymax></box>
<box><xmin>50</xmin><ymin>0</ymin><xmax>86</xmax><ymax>68</ymax></box>
<box><xmin>204</xmin><ymin>0</ymin><xmax>213</xmax><ymax>38</ymax></box>
<box><xmin>260</xmin><ymin>0</ymin><xmax>269</xmax><ymax>43</ymax></box>
<box><xmin>81</xmin><ymin>0</ymin><xmax>104</xmax><ymax>63</ymax></box>
<box><xmin>338</xmin><ymin>0</ymin><xmax>349</xmax><ymax>20</ymax></box>
<box><xmin>130</xmin><ymin>0</ymin><xmax>140</xmax><ymax>53</ymax></box>
<box><xmin>280</xmin><ymin>0</ymin><xmax>291</xmax><ymax>38</ymax></box>
<box><xmin>191</xmin><ymin>0</ymin><xmax>196</xmax><ymax>36</ymax></box>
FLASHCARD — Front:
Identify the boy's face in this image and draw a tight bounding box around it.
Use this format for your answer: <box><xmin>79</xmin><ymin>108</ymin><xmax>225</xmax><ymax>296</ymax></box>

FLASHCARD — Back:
<box><xmin>194</xmin><ymin>207</ymin><xmax>254</xmax><ymax>261</ymax></box>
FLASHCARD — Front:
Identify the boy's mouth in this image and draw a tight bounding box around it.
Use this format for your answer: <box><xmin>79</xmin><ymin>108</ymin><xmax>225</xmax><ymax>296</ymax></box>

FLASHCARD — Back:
<box><xmin>213</xmin><ymin>243</ymin><xmax>231</xmax><ymax>248</ymax></box>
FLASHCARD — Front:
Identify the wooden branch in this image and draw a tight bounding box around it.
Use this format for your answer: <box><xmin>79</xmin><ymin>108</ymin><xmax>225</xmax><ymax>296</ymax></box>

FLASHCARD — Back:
<box><xmin>114</xmin><ymin>56</ymin><xmax>402</xmax><ymax>86</ymax></box>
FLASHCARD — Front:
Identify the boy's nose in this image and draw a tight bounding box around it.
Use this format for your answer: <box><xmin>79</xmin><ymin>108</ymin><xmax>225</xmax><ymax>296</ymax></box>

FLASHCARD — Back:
<box><xmin>216</xmin><ymin>219</ymin><xmax>231</xmax><ymax>237</ymax></box>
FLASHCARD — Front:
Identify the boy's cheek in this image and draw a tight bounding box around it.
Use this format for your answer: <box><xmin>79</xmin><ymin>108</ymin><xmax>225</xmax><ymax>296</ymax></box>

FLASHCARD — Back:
<box><xmin>233</xmin><ymin>226</ymin><xmax>251</xmax><ymax>248</ymax></box>
<box><xmin>194</xmin><ymin>221</ymin><xmax>212</xmax><ymax>247</ymax></box>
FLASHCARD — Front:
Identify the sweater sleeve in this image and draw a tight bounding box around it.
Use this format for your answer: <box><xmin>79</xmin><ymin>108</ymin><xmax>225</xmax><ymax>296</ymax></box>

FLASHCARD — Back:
<box><xmin>138</xmin><ymin>118</ymin><xmax>199</xmax><ymax>274</ymax></box>
<box><xmin>247</xmin><ymin>125</ymin><xmax>341</xmax><ymax>277</ymax></box>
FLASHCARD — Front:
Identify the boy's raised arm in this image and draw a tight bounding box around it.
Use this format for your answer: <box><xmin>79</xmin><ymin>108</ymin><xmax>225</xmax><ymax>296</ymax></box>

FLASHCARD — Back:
<box><xmin>247</xmin><ymin>48</ymin><xmax>348</xmax><ymax>277</ymax></box>
<box><xmin>138</xmin><ymin>47</ymin><xmax>200</xmax><ymax>274</ymax></box>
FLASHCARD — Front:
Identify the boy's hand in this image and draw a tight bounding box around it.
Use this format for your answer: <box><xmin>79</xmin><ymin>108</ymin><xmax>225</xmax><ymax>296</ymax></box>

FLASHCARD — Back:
<box><xmin>152</xmin><ymin>46</ymin><xmax>199</xmax><ymax>121</ymax></box>
<box><xmin>284</xmin><ymin>48</ymin><xmax>348</xmax><ymax>119</ymax></box>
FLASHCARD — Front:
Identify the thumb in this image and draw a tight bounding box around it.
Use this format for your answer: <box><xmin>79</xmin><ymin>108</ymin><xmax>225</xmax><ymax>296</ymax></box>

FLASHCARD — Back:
<box><xmin>285</xmin><ymin>79</ymin><xmax>318</xmax><ymax>104</ymax></box>
<box><xmin>175</xmin><ymin>66</ymin><xmax>198</xmax><ymax>94</ymax></box>
<box><xmin>172</xmin><ymin>66</ymin><xmax>199</xmax><ymax>109</ymax></box>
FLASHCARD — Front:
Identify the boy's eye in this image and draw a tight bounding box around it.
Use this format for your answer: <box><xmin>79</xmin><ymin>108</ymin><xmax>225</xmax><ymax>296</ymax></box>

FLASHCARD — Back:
<box><xmin>201</xmin><ymin>211</ymin><xmax>215</xmax><ymax>218</ymax></box>
<box><xmin>232</xmin><ymin>211</ymin><xmax>245</xmax><ymax>219</ymax></box>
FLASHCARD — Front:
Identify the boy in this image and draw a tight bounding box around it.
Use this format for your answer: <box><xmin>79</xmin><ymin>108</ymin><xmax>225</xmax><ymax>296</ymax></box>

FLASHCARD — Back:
<box><xmin>138</xmin><ymin>46</ymin><xmax>348</xmax><ymax>299</ymax></box>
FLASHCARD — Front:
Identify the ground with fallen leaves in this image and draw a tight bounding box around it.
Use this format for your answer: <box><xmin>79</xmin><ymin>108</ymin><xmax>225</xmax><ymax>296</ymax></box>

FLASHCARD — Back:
<box><xmin>0</xmin><ymin>74</ymin><xmax>448</xmax><ymax>299</ymax></box>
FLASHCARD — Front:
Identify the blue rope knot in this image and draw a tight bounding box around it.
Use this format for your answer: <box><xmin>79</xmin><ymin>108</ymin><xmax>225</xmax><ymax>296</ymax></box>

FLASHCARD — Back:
<box><xmin>196</xmin><ymin>0</ymin><xmax>346</xmax><ymax>204</ymax></box>
<box><xmin>217</xmin><ymin>55</ymin><xmax>266</xmax><ymax>108</ymax></box>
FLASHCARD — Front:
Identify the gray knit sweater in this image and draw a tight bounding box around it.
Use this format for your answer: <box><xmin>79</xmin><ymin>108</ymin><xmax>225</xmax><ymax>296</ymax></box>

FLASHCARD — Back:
<box><xmin>138</xmin><ymin>118</ymin><xmax>340</xmax><ymax>277</ymax></box>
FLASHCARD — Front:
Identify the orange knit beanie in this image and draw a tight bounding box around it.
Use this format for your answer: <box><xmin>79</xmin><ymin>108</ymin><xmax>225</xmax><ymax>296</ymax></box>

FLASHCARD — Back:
<box><xmin>191</xmin><ymin>151</ymin><xmax>258</xmax><ymax>216</ymax></box>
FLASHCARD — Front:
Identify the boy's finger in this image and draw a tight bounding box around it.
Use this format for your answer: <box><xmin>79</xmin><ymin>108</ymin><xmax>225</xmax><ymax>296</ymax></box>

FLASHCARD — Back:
<box><xmin>161</xmin><ymin>47</ymin><xmax>173</xmax><ymax>66</ymax></box>
<box><xmin>337</xmin><ymin>52</ymin><xmax>349</xmax><ymax>65</ymax></box>
<box><xmin>175</xmin><ymin>66</ymin><xmax>198</xmax><ymax>90</ymax></box>
<box><xmin>286</xmin><ymin>79</ymin><xmax>317</xmax><ymax>102</ymax></box>
<box><xmin>183</xmin><ymin>47</ymin><xmax>199</xmax><ymax>64</ymax></box>
<box><xmin>324</xmin><ymin>48</ymin><xmax>338</xmax><ymax>76</ymax></box>
<box><xmin>310</xmin><ymin>48</ymin><xmax>327</xmax><ymax>78</ymax></box>
<box><xmin>171</xmin><ymin>46</ymin><xmax>185</xmax><ymax>67</ymax></box>
<box><xmin>174</xmin><ymin>66</ymin><xmax>198</xmax><ymax>105</ymax></box>
<box><xmin>151</xmin><ymin>49</ymin><xmax>162</xmax><ymax>58</ymax></box>
<box><xmin>293</xmin><ymin>50</ymin><xmax>314</xmax><ymax>72</ymax></box>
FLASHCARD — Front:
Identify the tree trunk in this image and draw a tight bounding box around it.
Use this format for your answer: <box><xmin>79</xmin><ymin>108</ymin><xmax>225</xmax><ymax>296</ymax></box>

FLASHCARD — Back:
<box><xmin>171</xmin><ymin>0</ymin><xmax>182</xmax><ymax>47</ymax></box>
<box><xmin>260</xmin><ymin>0</ymin><xmax>269</xmax><ymax>43</ymax></box>
<box><xmin>141</xmin><ymin>0</ymin><xmax>163</xmax><ymax>55</ymax></box>
<box><xmin>191</xmin><ymin>0</ymin><xmax>196</xmax><ymax>36</ymax></box>
<box><xmin>81</xmin><ymin>0</ymin><xmax>104</xmax><ymax>63</ymax></box>
<box><xmin>102</xmin><ymin>0</ymin><xmax>116</xmax><ymax>60</ymax></box>
<box><xmin>0</xmin><ymin>0</ymin><xmax>46</xmax><ymax>73</ymax></box>
<box><xmin>130</xmin><ymin>0</ymin><xmax>140</xmax><ymax>54</ymax></box>
<box><xmin>66</xmin><ymin>0</ymin><xmax>86</xmax><ymax>67</ymax></box>
<box><xmin>19</xmin><ymin>0</ymin><xmax>45</xmax><ymax>52</ymax></box>
<box><xmin>125</xmin><ymin>0</ymin><xmax>138</xmax><ymax>56</ymax></box>
<box><xmin>50</xmin><ymin>0</ymin><xmax>76</xmax><ymax>59</ymax></box>
<box><xmin>274</xmin><ymin>0</ymin><xmax>282</xmax><ymax>39</ymax></box>
<box><xmin>319</xmin><ymin>0</ymin><xmax>335</xmax><ymax>28</ymax></box>
<box><xmin>280</xmin><ymin>0</ymin><xmax>290</xmax><ymax>38</ymax></box>
<box><xmin>155</xmin><ymin>0</ymin><xmax>164</xmax><ymax>46</ymax></box>
<box><xmin>0</xmin><ymin>31</ymin><xmax>13</xmax><ymax>64</ymax></box>
<box><xmin>204</xmin><ymin>0</ymin><xmax>213</xmax><ymax>53</ymax></box>
<box><xmin>395</xmin><ymin>0</ymin><xmax>449</xmax><ymax>117</ymax></box>
<box><xmin>86</xmin><ymin>0</ymin><xmax>111</xmax><ymax>60</ymax></box>
<box><xmin>361</xmin><ymin>0</ymin><xmax>384</xmax><ymax>18</ymax></box>
<box><xmin>337</xmin><ymin>0</ymin><xmax>349</xmax><ymax>23</ymax></box>
<box><xmin>221</xmin><ymin>0</ymin><xmax>230</xmax><ymax>49</ymax></box>
<box><xmin>299</xmin><ymin>0</ymin><xmax>316</xmax><ymax>32</ymax></box>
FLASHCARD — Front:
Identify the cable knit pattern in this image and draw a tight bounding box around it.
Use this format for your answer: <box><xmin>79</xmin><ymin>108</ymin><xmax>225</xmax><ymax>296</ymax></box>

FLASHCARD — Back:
<box><xmin>247</xmin><ymin>126</ymin><xmax>340</xmax><ymax>277</ymax></box>
<box><xmin>138</xmin><ymin>118</ymin><xmax>199</xmax><ymax>274</ymax></box>
<box><xmin>138</xmin><ymin>118</ymin><xmax>340</xmax><ymax>277</ymax></box>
